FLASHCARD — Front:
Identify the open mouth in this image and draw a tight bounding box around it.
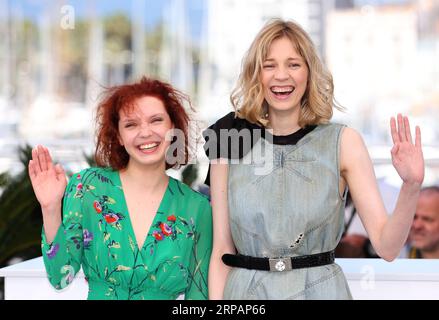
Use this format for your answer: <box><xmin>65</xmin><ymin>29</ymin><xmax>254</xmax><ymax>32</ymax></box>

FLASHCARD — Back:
<box><xmin>270</xmin><ymin>86</ymin><xmax>295</xmax><ymax>98</ymax></box>
<box><xmin>138</xmin><ymin>142</ymin><xmax>160</xmax><ymax>152</ymax></box>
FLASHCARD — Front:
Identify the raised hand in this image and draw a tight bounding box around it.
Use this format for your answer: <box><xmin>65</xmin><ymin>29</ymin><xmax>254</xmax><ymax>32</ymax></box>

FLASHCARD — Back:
<box><xmin>390</xmin><ymin>114</ymin><xmax>424</xmax><ymax>185</ymax></box>
<box><xmin>28</xmin><ymin>145</ymin><xmax>67</xmax><ymax>210</ymax></box>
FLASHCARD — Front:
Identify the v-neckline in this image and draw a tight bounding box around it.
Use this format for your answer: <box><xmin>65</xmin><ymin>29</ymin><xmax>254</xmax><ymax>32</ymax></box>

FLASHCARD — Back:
<box><xmin>115</xmin><ymin>171</ymin><xmax>172</xmax><ymax>252</ymax></box>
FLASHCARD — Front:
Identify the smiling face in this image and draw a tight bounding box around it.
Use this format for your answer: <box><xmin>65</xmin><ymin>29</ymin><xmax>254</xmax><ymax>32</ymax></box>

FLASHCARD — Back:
<box><xmin>118</xmin><ymin>96</ymin><xmax>174</xmax><ymax>169</ymax></box>
<box><xmin>261</xmin><ymin>36</ymin><xmax>309</xmax><ymax>114</ymax></box>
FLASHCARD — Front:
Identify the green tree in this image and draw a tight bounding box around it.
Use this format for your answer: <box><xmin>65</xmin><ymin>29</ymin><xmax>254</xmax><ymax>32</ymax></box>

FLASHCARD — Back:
<box><xmin>0</xmin><ymin>145</ymin><xmax>42</xmax><ymax>267</ymax></box>
<box><xmin>58</xmin><ymin>19</ymin><xmax>91</xmax><ymax>101</ymax></box>
<box><xmin>104</xmin><ymin>13</ymin><xmax>132</xmax><ymax>53</ymax></box>
<box><xmin>0</xmin><ymin>145</ymin><xmax>55</xmax><ymax>300</ymax></box>
<box><xmin>145</xmin><ymin>22</ymin><xmax>164</xmax><ymax>77</ymax></box>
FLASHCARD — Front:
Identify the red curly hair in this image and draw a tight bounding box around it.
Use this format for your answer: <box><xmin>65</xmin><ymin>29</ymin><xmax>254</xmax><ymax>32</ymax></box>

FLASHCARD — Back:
<box><xmin>95</xmin><ymin>77</ymin><xmax>191</xmax><ymax>170</ymax></box>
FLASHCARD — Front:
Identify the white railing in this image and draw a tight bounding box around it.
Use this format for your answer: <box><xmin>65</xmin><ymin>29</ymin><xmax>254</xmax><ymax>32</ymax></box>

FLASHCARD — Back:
<box><xmin>1</xmin><ymin>256</ymin><xmax>439</xmax><ymax>300</ymax></box>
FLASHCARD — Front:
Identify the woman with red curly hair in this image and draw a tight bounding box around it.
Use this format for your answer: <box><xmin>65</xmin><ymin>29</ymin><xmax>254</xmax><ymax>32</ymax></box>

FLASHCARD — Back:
<box><xmin>28</xmin><ymin>77</ymin><xmax>212</xmax><ymax>300</ymax></box>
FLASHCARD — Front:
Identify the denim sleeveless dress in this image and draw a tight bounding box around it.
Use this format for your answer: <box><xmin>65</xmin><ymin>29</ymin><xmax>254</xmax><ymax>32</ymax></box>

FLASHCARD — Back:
<box><xmin>224</xmin><ymin>123</ymin><xmax>352</xmax><ymax>299</ymax></box>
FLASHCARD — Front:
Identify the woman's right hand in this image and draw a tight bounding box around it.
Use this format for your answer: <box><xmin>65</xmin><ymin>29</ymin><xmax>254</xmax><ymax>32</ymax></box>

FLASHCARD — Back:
<box><xmin>28</xmin><ymin>145</ymin><xmax>67</xmax><ymax>210</ymax></box>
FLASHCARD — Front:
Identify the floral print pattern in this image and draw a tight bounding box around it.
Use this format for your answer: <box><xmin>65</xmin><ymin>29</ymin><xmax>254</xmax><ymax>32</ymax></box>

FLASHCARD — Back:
<box><xmin>41</xmin><ymin>167</ymin><xmax>212</xmax><ymax>300</ymax></box>
<box><xmin>46</xmin><ymin>243</ymin><xmax>60</xmax><ymax>259</ymax></box>
<box><xmin>83</xmin><ymin>229</ymin><xmax>93</xmax><ymax>249</ymax></box>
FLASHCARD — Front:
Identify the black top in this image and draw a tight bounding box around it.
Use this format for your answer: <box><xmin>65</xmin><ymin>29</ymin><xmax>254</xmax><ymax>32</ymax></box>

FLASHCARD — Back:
<box><xmin>202</xmin><ymin>112</ymin><xmax>316</xmax><ymax>185</ymax></box>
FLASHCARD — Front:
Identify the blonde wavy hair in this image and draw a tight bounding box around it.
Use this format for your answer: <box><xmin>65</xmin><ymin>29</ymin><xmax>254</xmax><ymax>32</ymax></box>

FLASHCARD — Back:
<box><xmin>231</xmin><ymin>19</ymin><xmax>342</xmax><ymax>127</ymax></box>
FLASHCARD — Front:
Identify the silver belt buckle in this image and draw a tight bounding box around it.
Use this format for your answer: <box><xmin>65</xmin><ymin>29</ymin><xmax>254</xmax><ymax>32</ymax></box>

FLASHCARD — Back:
<box><xmin>269</xmin><ymin>257</ymin><xmax>292</xmax><ymax>272</ymax></box>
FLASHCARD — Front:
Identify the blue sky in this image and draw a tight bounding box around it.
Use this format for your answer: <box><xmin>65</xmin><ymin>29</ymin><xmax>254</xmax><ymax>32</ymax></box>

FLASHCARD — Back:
<box><xmin>9</xmin><ymin>0</ymin><xmax>205</xmax><ymax>40</ymax></box>
<box><xmin>9</xmin><ymin>0</ymin><xmax>412</xmax><ymax>40</ymax></box>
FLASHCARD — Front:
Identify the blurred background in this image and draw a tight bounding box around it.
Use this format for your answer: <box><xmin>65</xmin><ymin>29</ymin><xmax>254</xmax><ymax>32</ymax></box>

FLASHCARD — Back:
<box><xmin>0</xmin><ymin>0</ymin><xmax>438</xmax><ymax>298</ymax></box>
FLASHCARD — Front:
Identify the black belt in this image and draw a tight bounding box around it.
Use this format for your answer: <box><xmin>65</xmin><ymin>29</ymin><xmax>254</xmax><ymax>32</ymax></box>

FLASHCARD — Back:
<box><xmin>222</xmin><ymin>250</ymin><xmax>335</xmax><ymax>272</ymax></box>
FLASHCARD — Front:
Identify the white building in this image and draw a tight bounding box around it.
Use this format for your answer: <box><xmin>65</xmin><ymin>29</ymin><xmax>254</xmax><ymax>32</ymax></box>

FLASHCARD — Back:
<box><xmin>160</xmin><ymin>0</ymin><xmax>195</xmax><ymax>96</ymax></box>
<box><xmin>325</xmin><ymin>5</ymin><xmax>419</xmax><ymax>137</ymax></box>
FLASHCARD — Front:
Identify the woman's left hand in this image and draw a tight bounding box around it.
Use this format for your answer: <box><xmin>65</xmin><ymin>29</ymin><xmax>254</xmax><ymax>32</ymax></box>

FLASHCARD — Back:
<box><xmin>390</xmin><ymin>114</ymin><xmax>424</xmax><ymax>185</ymax></box>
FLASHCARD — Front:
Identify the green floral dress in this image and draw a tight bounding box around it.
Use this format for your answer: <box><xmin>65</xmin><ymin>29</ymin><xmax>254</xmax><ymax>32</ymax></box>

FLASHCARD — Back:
<box><xmin>41</xmin><ymin>167</ymin><xmax>212</xmax><ymax>300</ymax></box>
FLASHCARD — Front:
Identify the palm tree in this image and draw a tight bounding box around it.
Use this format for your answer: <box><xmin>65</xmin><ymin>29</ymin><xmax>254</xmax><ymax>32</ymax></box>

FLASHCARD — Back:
<box><xmin>0</xmin><ymin>145</ymin><xmax>43</xmax><ymax>267</ymax></box>
<box><xmin>0</xmin><ymin>145</ymin><xmax>46</xmax><ymax>300</ymax></box>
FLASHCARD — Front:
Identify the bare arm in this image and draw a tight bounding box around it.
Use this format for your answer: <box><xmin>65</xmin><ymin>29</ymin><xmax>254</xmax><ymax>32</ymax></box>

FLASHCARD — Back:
<box><xmin>341</xmin><ymin>115</ymin><xmax>424</xmax><ymax>261</ymax></box>
<box><xmin>208</xmin><ymin>162</ymin><xmax>236</xmax><ymax>299</ymax></box>
<box><xmin>28</xmin><ymin>146</ymin><xmax>67</xmax><ymax>243</ymax></box>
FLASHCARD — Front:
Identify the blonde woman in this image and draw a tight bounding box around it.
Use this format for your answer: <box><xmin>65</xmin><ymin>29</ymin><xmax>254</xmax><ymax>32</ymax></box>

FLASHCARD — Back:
<box><xmin>204</xmin><ymin>19</ymin><xmax>424</xmax><ymax>299</ymax></box>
